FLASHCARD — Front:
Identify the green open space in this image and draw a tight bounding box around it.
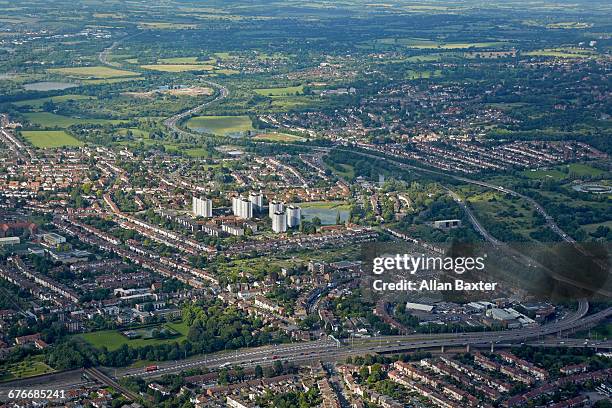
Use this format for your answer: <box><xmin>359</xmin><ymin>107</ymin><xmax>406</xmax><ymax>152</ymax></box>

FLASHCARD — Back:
<box><xmin>21</xmin><ymin>130</ymin><xmax>84</xmax><ymax>148</ymax></box>
<box><xmin>13</xmin><ymin>94</ymin><xmax>96</xmax><ymax>108</ymax></box>
<box><xmin>186</xmin><ymin>115</ymin><xmax>254</xmax><ymax>136</ymax></box>
<box><xmin>76</xmin><ymin>321</ymin><xmax>189</xmax><ymax>351</ymax></box>
<box><xmin>141</xmin><ymin>64</ymin><xmax>215</xmax><ymax>72</ymax></box>
<box><xmin>49</xmin><ymin>66</ymin><xmax>138</xmax><ymax>79</ymax></box>
<box><xmin>524</xmin><ymin>48</ymin><xmax>597</xmax><ymax>58</ymax></box>
<box><xmin>0</xmin><ymin>355</ymin><xmax>55</xmax><ymax>382</ymax></box>
<box><xmin>333</xmin><ymin>163</ymin><xmax>355</xmax><ymax>179</ymax></box>
<box><xmin>521</xmin><ymin>163</ymin><xmax>605</xmax><ymax>180</ymax></box>
<box><xmin>373</xmin><ymin>37</ymin><xmax>506</xmax><ymax>49</ymax></box>
<box><xmin>565</xmin><ymin>163</ymin><xmax>605</xmax><ymax>177</ymax></box>
<box><xmin>522</xmin><ymin>168</ymin><xmax>567</xmax><ymax>181</ymax></box>
<box><xmin>254</xmin><ymin>85</ymin><xmax>304</xmax><ymax>96</ymax></box>
<box><xmin>23</xmin><ymin>112</ymin><xmax>126</xmax><ymax>128</ymax></box>
<box><xmin>251</xmin><ymin>132</ymin><xmax>305</xmax><ymax>142</ymax></box>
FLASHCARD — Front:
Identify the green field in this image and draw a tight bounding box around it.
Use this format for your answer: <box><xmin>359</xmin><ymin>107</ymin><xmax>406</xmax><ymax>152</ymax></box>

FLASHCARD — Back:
<box><xmin>77</xmin><ymin>321</ymin><xmax>189</xmax><ymax>351</ymax></box>
<box><xmin>0</xmin><ymin>355</ymin><xmax>55</xmax><ymax>382</ymax></box>
<box><xmin>522</xmin><ymin>168</ymin><xmax>567</xmax><ymax>181</ymax></box>
<box><xmin>524</xmin><ymin>48</ymin><xmax>596</xmax><ymax>58</ymax></box>
<box><xmin>374</xmin><ymin>37</ymin><xmax>506</xmax><ymax>49</ymax></box>
<box><xmin>141</xmin><ymin>64</ymin><xmax>215</xmax><ymax>72</ymax></box>
<box><xmin>522</xmin><ymin>163</ymin><xmax>604</xmax><ymax>180</ymax></box>
<box><xmin>157</xmin><ymin>56</ymin><xmax>215</xmax><ymax>64</ymax></box>
<box><xmin>184</xmin><ymin>147</ymin><xmax>212</xmax><ymax>158</ymax></box>
<box><xmin>566</xmin><ymin>163</ymin><xmax>605</xmax><ymax>177</ymax></box>
<box><xmin>336</xmin><ymin>164</ymin><xmax>355</xmax><ymax>179</ymax></box>
<box><xmin>186</xmin><ymin>115</ymin><xmax>254</xmax><ymax>136</ymax></box>
<box><xmin>13</xmin><ymin>94</ymin><xmax>96</xmax><ymax>108</ymax></box>
<box><xmin>80</xmin><ymin>77</ymin><xmax>144</xmax><ymax>85</ymax></box>
<box><xmin>49</xmin><ymin>66</ymin><xmax>138</xmax><ymax>79</ymax></box>
<box><xmin>254</xmin><ymin>85</ymin><xmax>304</xmax><ymax>96</ymax></box>
<box><xmin>21</xmin><ymin>130</ymin><xmax>84</xmax><ymax>148</ymax></box>
<box><xmin>252</xmin><ymin>132</ymin><xmax>305</xmax><ymax>142</ymax></box>
<box><xmin>24</xmin><ymin>112</ymin><xmax>126</xmax><ymax>128</ymax></box>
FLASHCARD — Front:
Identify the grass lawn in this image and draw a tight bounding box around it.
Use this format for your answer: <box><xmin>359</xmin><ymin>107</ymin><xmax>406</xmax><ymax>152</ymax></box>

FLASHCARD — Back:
<box><xmin>49</xmin><ymin>66</ymin><xmax>138</xmax><ymax>79</ymax></box>
<box><xmin>522</xmin><ymin>168</ymin><xmax>567</xmax><ymax>181</ymax></box>
<box><xmin>522</xmin><ymin>163</ymin><xmax>604</xmax><ymax>180</ymax></box>
<box><xmin>24</xmin><ymin>112</ymin><xmax>126</xmax><ymax>128</ymax></box>
<box><xmin>80</xmin><ymin>77</ymin><xmax>144</xmax><ymax>85</ymax></box>
<box><xmin>138</xmin><ymin>22</ymin><xmax>197</xmax><ymax>29</ymax></box>
<box><xmin>566</xmin><ymin>163</ymin><xmax>605</xmax><ymax>177</ymax></box>
<box><xmin>375</xmin><ymin>37</ymin><xmax>505</xmax><ymax>49</ymax></box>
<box><xmin>77</xmin><ymin>321</ymin><xmax>189</xmax><ymax>351</ymax></box>
<box><xmin>330</xmin><ymin>163</ymin><xmax>355</xmax><ymax>179</ymax></box>
<box><xmin>254</xmin><ymin>85</ymin><xmax>304</xmax><ymax>96</ymax></box>
<box><xmin>0</xmin><ymin>355</ymin><xmax>55</xmax><ymax>382</ymax></box>
<box><xmin>523</xmin><ymin>48</ymin><xmax>596</xmax><ymax>58</ymax></box>
<box><xmin>141</xmin><ymin>64</ymin><xmax>215</xmax><ymax>72</ymax></box>
<box><xmin>21</xmin><ymin>130</ymin><xmax>83</xmax><ymax>148</ymax></box>
<box><xmin>184</xmin><ymin>147</ymin><xmax>212</xmax><ymax>158</ymax></box>
<box><xmin>157</xmin><ymin>57</ymin><xmax>215</xmax><ymax>64</ymax></box>
<box><xmin>13</xmin><ymin>94</ymin><xmax>96</xmax><ymax>108</ymax></box>
<box><xmin>252</xmin><ymin>132</ymin><xmax>305</xmax><ymax>142</ymax></box>
<box><xmin>186</xmin><ymin>115</ymin><xmax>254</xmax><ymax>136</ymax></box>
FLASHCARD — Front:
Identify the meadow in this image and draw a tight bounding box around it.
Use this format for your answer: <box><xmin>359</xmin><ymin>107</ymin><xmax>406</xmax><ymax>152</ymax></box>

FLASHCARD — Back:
<box><xmin>140</xmin><ymin>64</ymin><xmax>215</xmax><ymax>72</ymax></box>
<box><xmin>251</xmin><ymin>132</ymin><xmax>305</xmax><ymax>142</ymax></box>
<box><xmin>23</xmin><ymin>112</ymin><xmax>126</xmax><ymax>128</ymax></box>
<box><xmin>49</xmin><ymin>66</ymin><xmax>138</xmax><ymax>79</ymax></box>
<box><xmin>186</xmin><ymin>115</ymin><xmax>254</xmax><ymax>136</ymax></box>
<box><xmin>21</xmin><ymin>130</ymin><xmax>84</xmax><ymax>148</ymax></box>
<box><xmin>523</xmin><ymin>48</ymin><xmax>597</xmax><ymax>58</ymax></box>
<box><xmin>12</xmin><ymin>94</ymin><xmax>96</xmax><ymax>108</ymax></box>
<box><xmin>254</xmin><ymin>85</ymin><xmax>304</xmax><ymax>96</ymax></box>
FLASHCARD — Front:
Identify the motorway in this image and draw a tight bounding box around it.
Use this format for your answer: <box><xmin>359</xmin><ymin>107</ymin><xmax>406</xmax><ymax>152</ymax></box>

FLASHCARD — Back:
<box><xmin>3</xmin><ymin>300</ymin><xmax>611</xmax><ymax>401</ymax></box>
<box><xmin>163</xmin><ymin>82</ymin><xmax>229</xmax><ymax>138</ymax></box>
<box><xmin>334</xmin><ymin>146</ymin><xmax>612</xmax><ymax>297</ymax></box>
<box><xmin>114</xmin><ymin>300</ymin><xmax>610</xmax><ymax>381</ymax></box>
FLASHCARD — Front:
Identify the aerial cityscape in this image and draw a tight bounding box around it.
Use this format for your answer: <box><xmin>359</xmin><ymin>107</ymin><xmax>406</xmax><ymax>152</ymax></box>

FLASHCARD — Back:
<box><xmin>0</xmin><ymin>0</ymin><xmax>610</xmax><ymax>407</ymax></box>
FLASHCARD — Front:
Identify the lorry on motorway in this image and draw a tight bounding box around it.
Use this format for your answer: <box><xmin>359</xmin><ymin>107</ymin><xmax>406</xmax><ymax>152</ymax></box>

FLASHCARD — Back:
<box><xmin>145</xmin><ymin>365</ymin><xmax>159</xmax><ymax>372</ymax></box>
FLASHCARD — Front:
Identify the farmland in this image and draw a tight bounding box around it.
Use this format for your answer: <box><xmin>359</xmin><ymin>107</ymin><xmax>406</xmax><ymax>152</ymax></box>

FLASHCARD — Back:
<box><xmin>49</xmin><ymin>66</ymin><xmax>138</xmax><ymax>79</ymax></box>
<box><xmin>23</xmin><ymin>112</ymin><xmax>126</xmax><ymax>128</ymax></box>
<box><xmin>254</xmin><ymin>85</ymin><xmax>304</xmax><ymax>96</ymax></box>
<box><xmin>251</xmin><ymin>132</ymin><xmax>305</xmax><ymax>142</ymax></box>
<box><xmin>185</xmin><ymin>115</ymin><xmax>254</xmax><ymax>136</ymax></box>
<box><xmin>21</xmin><ymin>130</ymin><xmax>84</xmax><ymax>148</ymax></box>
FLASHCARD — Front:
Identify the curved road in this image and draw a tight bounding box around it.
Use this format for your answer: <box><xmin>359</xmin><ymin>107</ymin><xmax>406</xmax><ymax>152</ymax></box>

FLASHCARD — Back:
<box><xmin>163</xmin><ymin>82</ymin><xmax>229</xmax><ymax>137</ymax></box>
<box><xmin>4</xmin><ymin>299</ymin><xmax>610</xmax><ymax>399</ymax></box>
<box><xmin>97</xmin><ymin>31</ymin><xmax>230</xmax><ymax>139</ymax></box>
